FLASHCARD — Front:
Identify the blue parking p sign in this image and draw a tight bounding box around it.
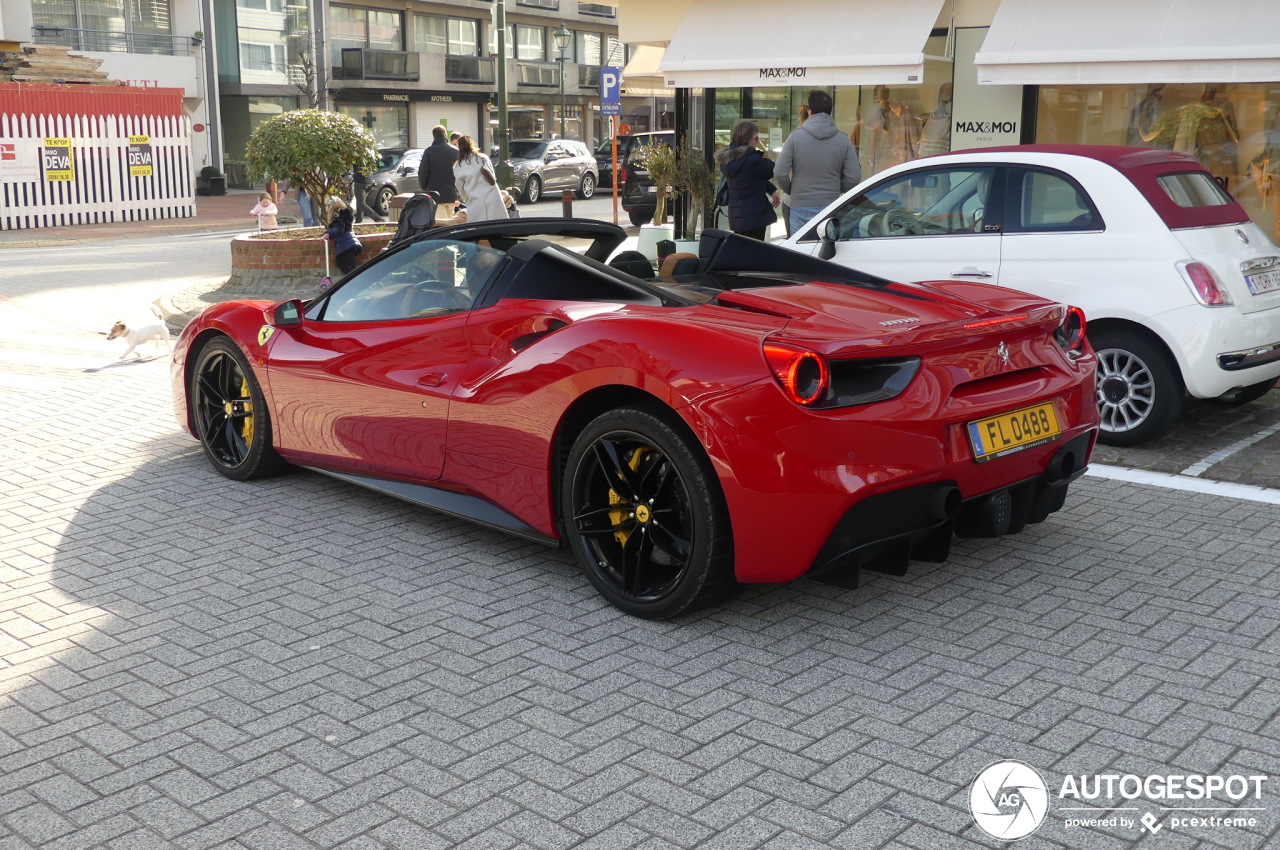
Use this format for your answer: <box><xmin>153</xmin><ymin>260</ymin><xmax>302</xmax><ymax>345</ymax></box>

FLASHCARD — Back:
<box><xmin>600</xmin><ymin>66</ymin><xmax>621</xmax><ymax>116</ymax></box>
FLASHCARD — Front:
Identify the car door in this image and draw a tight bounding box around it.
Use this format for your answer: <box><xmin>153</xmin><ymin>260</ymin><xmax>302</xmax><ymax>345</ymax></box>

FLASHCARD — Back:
<box><xmin>393</xmin><ymin>150</ymin><xmax>422</xmax><ymax>195</ymax></box>
<box><xmin>791</xmin><ymin>165</ymin><xmax>1004</xmax><ymax>287</ymax></box>
<box><xmin>264</xmin><ymin>239</ymin><xmax>499</xmax><ymax>481</ymax></box>
<box><xmin>543</xmin><ymin>142</ymin><xmax>574</xmax><ymax>191</ymax></box>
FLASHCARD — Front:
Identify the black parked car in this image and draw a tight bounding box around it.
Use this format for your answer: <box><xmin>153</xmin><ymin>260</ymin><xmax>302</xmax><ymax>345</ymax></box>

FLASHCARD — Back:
<box><xmin>617</xmin><ymin>131</ymin><xmax>675</xmax><ymax>226</ymax></box>
<box><xmin>365</xmin><ymin>148</ymin><xmax>424</xmax><ymax>216</ymax></box>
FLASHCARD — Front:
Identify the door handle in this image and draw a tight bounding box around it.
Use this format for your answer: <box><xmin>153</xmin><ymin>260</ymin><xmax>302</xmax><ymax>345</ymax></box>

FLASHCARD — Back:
<box><xmin>952</xmin><ymin>268</ymin><xmax>993</xmax><ymax>279</ymax></box>
<box><xmin>418</xmin><ymin>372</ymin><xmax>446</xmax><ymax>387</ymax></box>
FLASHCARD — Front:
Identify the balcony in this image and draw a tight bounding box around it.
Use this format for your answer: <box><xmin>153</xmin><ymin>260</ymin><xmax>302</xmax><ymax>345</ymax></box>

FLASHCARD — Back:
<box><xmin>577</xmin><ymin>65</ymin><xmax>600</xmax><ymax>90</ymax></box>
<box><xmin>31</xmin><ymin>26</ymin><xmax>199</xmax><ymax>57</ymax></box>
<box><xmin>578</xmin><ymin>3</ymin><xmax>616</xmax><ymax>16</ymax></box>
<box><xmin>446</xmin><ymin>54</ymin><xmax>495</xmax><ymax>85</ymax></box>
<box><xmin>515</xmin><ymin>60</ymin><xmax>559</xmax><ymax>87</ymax></box>
<box><xmin>336</xmin><ymin>47</ymin><xmax>420</xmax><ymax>82</ymax></box>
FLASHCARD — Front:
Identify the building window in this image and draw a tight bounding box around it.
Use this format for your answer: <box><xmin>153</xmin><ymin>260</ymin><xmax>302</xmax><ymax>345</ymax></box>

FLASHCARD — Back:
<box><xmin>415</xmin><ymin>15</ymin><xmax>479</xmax><ymax>56</ymax></box>
<box><xmin>240</xmin><ymin>42</ymin><xmax>284</xmax><ymax>72</ymax></box>
<box><xmin>505</xmin><ymin>23</ymin><xmax>545</xmax><ymax>61</ymax></box>
<box><xmin>578</xmin><ymin>3</ymin><xmax>614</xmax><ymax>16</ymax></box>
<box><xmin>330</xmin><ymin>5</ymin><xmax>403</xmax><ymax>67</ymax></box>
<box><xmin>572</xmin><ymin>32</ymin><xmax>622</xmax><ymax>67</ymax></box>
<box><xmin>31</xmin><ymin>0</ymin><xmax>174</xmax><ymax>54</ymax></box>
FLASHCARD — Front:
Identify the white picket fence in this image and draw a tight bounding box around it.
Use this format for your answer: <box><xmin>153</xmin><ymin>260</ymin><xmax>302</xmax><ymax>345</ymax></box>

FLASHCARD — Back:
<box><xmin>1</xmin><ymin>110</ymin><xmax>195</xmax><ymax>231</ymax></box>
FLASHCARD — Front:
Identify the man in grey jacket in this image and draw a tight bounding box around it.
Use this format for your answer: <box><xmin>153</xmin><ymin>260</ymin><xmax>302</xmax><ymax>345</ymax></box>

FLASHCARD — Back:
<box><xmin>774</xmin><ymin>90</ymin><xmax>861</xmax><ymax>234</ymax></box>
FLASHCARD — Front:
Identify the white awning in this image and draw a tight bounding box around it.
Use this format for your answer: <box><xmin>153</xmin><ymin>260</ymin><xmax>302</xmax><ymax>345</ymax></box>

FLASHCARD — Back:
<box><xmin>976</xmin><ymin>0</ymin><xmax>1280</xmax><ymax>85</ymax></box>
<box><xmin>621</xmin><ymin>45</ymin><xmax>673</xmax><ymax>97</ymax></box>
<box><xmin>659</xmin><ymin>0</ymin><xmax>948</xmax><ymax>89</ymax></box>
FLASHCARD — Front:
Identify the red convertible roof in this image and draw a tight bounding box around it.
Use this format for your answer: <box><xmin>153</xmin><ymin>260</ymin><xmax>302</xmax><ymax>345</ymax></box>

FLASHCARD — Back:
<box><xmin>953</xmin><ymin>144</ymin><xmax>1250</xmax><ymax>230</ymax></box>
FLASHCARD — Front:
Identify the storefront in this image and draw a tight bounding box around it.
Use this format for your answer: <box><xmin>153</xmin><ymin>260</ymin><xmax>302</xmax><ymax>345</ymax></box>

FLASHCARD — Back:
<box><xmin>332</xmin><ymin>90</ymin><xmax>488</xmax><ymax>150</ymax></box>
<box><xmin>634</xmin><ymin>0</ymin><xmax>1280</xmax><ymax>239</ymax></box>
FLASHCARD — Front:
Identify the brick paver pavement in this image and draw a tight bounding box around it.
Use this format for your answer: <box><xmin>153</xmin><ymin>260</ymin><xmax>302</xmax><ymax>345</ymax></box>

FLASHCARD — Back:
<box><xmin>2</xmin><ymin>235</ymin><xmax>1278</xmax><ymax>849</ymax></box>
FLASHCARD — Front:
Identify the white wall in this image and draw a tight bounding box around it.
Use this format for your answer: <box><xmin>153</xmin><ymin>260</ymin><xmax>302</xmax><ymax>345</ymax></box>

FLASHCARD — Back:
<box><xmin>0</xmin><ymin>0</ymin><xmax>33</xmax><ymax>42</ymax></box>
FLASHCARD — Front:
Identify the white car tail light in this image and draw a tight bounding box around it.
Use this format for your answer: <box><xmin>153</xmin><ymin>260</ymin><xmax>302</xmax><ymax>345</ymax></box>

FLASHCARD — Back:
<box><xmin>1177</xmin><ymin>261</ymin><xmax>1233</xmax><ymax>306</ymax></box>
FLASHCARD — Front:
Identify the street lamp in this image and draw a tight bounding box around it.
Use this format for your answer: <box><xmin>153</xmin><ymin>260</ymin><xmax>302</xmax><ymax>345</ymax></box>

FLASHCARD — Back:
<box><xmin>553</xmin><ymin>23</ymin><xmax>571</xmax><ymax>139</ymax></box>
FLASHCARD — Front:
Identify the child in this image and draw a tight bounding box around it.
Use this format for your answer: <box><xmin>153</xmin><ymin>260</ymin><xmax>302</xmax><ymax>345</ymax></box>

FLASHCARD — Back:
<box><xmin>250</xmin><ymin>192</ymin><xmax>278</xmax><ymax>231</ymax></box>
<box><xmin>323</xmin><ymin>198</ymin><xmax>362</xmax><ymax>274</ymax></box>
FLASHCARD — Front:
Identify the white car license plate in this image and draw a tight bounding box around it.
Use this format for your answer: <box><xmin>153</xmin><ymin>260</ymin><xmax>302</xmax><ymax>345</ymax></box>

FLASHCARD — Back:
<box><xmin>645</xmin><ymin>185</ymin><xmax>657</xmax><ymax>194</ymax></box>
<box><xmin>1245</xmin><ymin>268</ymin><xmax>1280</xmax><ymax>295</ymax></box>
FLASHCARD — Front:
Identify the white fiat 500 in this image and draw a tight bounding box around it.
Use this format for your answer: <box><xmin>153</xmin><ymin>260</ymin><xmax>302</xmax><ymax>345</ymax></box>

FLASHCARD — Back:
<box><xmin>781</xmin><ymin>145</ymin><xmax>1280</xmax><ymax>445</ymax></box>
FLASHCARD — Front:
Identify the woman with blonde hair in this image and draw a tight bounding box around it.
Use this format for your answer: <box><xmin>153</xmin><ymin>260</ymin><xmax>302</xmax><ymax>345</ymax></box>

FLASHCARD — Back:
<box><xmin>323</xmin><ymin>197</ymin><xmax>362</xmax><ymax>274</ymax></box>
<box><xmin>453</xmin><ymin>135</ymin><xmax>508</xmax><ymax>222</ymax></box>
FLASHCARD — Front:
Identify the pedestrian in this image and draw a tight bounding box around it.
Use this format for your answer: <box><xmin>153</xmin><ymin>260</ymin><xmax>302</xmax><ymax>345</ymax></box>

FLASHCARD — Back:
<box><xmin>779</xmin><ymin>103</ymin><xmax>811</xmax><ymax>236</ymax></box>
<box><xmin>323</xmin><ymin>198</ymin><xmax>363</xmax><ymax>275</ymax></box>
<box><xmin>774</xmin><ymin>89</ymin><xmax>861</xmax><ymax>234</ymax></box>
<box><xmin>713</xmin><ymin>120</ymin><xmax>779</xmax><ymax>240</ymax></box>
<box><xmin>453</xmin><ymin>135</ymin><xmax>508</xmax><ymax>223</ymax></box>
<box><xmin>249</xmin><ymin>192</ymin><xmax>278</xmax><ymax>231</ymax></box>
<box><xmin>283</xmin><ymin>179</ymin><xmax>319</xmax><ymax>227</ymax></box>
<box><xmin>419</xmin><ymin>125</ymin><xmax>460</xmax><ymax>223</ymax></box>
<box><xmin>351</xmin><ymin>162</ymin><xmax>385</xmax><ymax>223</ymax></box>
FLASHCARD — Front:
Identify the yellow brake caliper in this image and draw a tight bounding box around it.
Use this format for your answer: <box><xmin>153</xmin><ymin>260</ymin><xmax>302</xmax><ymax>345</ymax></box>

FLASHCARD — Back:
<box><xmin>608</xmin><ymin>447</ymin><xmax>649</xmax><ymax>546</ymax></box>
<box><xmin>239</xmin><ymin>378</ymin><xmax>254</xmax><ymax>444</ymax></box>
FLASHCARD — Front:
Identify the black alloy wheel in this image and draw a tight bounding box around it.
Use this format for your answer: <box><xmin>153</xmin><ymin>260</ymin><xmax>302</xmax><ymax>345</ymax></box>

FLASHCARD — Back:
<box><xmin>563</xmin><ymin>407</ymin><xmax>734</xmax><ymax>619</ymax></box>
<box><xmin>523</xmin><ymin>175</ymin><xmax>543</xmax><ymax>204</ymax></box>
<box><xmin>1091</xmin><ymin>328</ymin><xmax>1183</xmax><ymax>446</ymax></box>
<box><xmin>576</xmin><ymin>173</ymin><xmax>596</xmax><ymax>200</ymax></box>
<box><xmin>190</xmin><ymin>337</ymin><xmax>285</xmax><ymax>481</ymax></box>
<box><xmin>374</xmin><ymin>186</ymin><xmax>394</xmax><ymax>216</ymax></box>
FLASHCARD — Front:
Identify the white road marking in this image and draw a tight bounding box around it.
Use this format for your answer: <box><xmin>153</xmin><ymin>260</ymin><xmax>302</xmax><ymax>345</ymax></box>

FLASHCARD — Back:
<box><xmin>1088</xmin><ymin>463</ymin><xmax>1280</xmax><ymax>505</ymax></box>
<box><xmin>1180</xmin><ymin>422</ymin><xmax>1280</xmax><ymax>476</ymax></box>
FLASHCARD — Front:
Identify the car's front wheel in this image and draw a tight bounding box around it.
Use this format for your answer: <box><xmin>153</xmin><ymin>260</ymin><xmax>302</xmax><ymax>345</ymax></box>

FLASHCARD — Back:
<box><xmin>576</xmin><ymin>173</ymin><xmax>596</xmax><ymax>200</ymax></box>
<box><xmin>189</xmin><ymin>337</ymin><xmax>286</xmax><ymax>480</ymax></box>
<box><xmin>374</xmin><ymin>186</ymin><xmax>394</xmax><ymax>216</ymax></box>
<box><xmin>522</xmin><ymin>175</ymin><xmax>542</xmax><ymax>204</ymax></box>
<box><xmin>562</xmin><ymin>407</ymin><xmax>735</xmax><ymax>619</ymax></box>
<box><xmin>1092</xmin><ymin>328</ymin><xmax>1183</xmax><ymax>446</ymax></box>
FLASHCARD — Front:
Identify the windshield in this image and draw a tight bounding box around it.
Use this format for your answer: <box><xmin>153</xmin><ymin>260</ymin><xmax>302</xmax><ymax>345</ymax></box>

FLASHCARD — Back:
<box><xmin>508</xmin><ymin>141</ymin><xmax>547</xmax><ymax>159</ymax></box>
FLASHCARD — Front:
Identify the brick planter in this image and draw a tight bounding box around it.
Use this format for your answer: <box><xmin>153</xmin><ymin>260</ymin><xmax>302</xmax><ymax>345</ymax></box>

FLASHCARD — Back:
<box><xmin>224</xmin><ymin>226</ymin><xmax>395</xmax><ymax>296</ymax></box>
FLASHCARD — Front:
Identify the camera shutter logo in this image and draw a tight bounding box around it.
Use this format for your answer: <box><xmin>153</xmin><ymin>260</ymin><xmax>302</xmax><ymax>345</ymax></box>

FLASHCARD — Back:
<box><xmin>970</xmin><ymin>760</ymin><xmax>1049</xmax><ymax>840</ymax></box>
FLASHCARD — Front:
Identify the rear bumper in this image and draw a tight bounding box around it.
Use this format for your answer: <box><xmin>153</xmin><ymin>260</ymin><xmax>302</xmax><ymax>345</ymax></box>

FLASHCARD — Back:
<box><xmin>804</xmin><ymin>431</ymin><xmax>1094</xmax><ymax>586</ymax></box>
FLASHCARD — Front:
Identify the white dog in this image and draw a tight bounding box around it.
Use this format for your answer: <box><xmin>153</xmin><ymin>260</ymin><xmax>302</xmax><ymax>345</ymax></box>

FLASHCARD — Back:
<box><xmin>107</xmin><ymin>306</ymin><xmax>172</xmax><ymax>360</ymax></box>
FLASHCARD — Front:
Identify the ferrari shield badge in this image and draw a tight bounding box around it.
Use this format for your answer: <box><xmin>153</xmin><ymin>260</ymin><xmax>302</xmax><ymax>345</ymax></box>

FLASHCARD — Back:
<box><xmin>258</xmin><ymin>325</ymin><xmax>275</xmax><ymax>346</ymax></box>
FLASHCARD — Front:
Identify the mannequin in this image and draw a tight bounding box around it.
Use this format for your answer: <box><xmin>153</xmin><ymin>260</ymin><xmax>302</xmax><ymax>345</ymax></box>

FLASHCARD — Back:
<box><xmin>917</xmin><ymin>83</ymin><xmax>952</xmax><ymax>157</ymax></box>
<box><xmin>852</xmin><ymin>86</ymin><xmax>919</xmax><ymax>176</ymax></box>
<box><xmin>1151</xmin><ymin>84</ymin><xmax>1239</xmax><ymax>183</ymax></box>
<box><xmin>1128</xmin><ymin>84</ymin><xmax>1164</xmax><ymax>146</ymax></box>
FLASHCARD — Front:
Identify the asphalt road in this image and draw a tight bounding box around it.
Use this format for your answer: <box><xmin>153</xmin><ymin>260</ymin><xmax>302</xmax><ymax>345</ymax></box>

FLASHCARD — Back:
<box><xmin>2</xmin><ymin>228</ymin><xmax>1279</xmax><ymax>849</ymax></box>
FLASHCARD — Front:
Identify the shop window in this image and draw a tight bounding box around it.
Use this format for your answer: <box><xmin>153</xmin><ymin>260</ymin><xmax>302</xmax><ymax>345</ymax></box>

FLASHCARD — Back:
<box><xmin>1036</xmin><ymin>82</ymin><xmax>1280</xmax><ymax>240</ymax></box>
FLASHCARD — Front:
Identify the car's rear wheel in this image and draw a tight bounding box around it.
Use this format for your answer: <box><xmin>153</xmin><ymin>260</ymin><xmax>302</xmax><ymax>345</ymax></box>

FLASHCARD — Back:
<box><xmin>190</xmin><ymin>337</ymin><xmax>285</xmax><ymax>480</ymax></box>
<box><xmin>628</xmin><ymin>207</ymin><xmax>649</xmax><ymax>227</ymax></box>
<box><xmin>562</xmin><ymin>407</ymin><xmax>735</xmax><ymax>619</ymax></box>
<box><xmin>1092</xmin><ymin>328</ymin><xmax>1183</xmax><ymax>446</ymax></box>
<box><xmin>576</xmin><ymin>173</ymin><xmax>596</xmax><ymax>200</ymax></box>
<box><xmin>522</xmin><ymin>175</ymin><xmax>542</xmax><ymax>204</ymax></box>
<box><xmin>374</xmin><ymin>186</ymin><xmax>394</xmax><ymax>216</ymax></box>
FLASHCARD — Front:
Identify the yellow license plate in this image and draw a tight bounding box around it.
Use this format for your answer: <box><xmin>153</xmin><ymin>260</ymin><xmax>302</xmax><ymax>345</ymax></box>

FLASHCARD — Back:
<box><xmin>967</xmin><ymin>402</ymin><xmax>1061</xmax><ymax>462</ymax></box>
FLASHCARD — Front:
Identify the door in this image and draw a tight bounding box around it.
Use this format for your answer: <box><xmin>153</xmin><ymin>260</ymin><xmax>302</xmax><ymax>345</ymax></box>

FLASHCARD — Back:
<box><xmin>792</xmin><ymin>165</ymin><xmax>1004</xmax><ymax>287</ymax></box>
<box><xmin>266</xmin><ymin>240</ymin><xmax>494</xmax><ymax>481</ymax></box>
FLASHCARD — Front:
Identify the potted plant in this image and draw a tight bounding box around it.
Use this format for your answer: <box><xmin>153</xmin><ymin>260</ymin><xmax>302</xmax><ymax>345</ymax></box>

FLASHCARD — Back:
<box><xmin>196</xmin><ymin>165</ymin><xmax>225</xmax><ymax>196</ymax></box>
<box><xmin>673</xmin><ymin>143</ymin><xmax>718</xmax><ymax>239</ymax></box>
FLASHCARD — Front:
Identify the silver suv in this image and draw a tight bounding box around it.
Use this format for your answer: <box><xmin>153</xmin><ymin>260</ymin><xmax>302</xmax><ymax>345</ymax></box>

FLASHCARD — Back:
<box><xmin>505</xmin><ymin>139</ymin><xmax>598</xmax><ymax>204</ymax></box>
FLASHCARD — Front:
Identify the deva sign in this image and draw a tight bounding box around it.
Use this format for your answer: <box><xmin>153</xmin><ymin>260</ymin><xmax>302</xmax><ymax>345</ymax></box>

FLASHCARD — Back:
<box><xmin>42</xmin><ymin>137</ymin><xmax>74</xmax><ymax>181</ymax></box>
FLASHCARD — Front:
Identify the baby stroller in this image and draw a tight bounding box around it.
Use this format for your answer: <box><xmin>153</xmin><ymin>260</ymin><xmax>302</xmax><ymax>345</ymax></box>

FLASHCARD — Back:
<box><xmin>386</xmin><ymin>192</ymin><xmax>439</xmax><ymax>251</ymax></box>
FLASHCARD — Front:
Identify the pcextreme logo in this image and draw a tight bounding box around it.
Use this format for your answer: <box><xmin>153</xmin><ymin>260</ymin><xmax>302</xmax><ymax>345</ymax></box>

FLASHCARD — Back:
<box><xmin>970</xmin><ymin>761</ymin><xmax>1270</xmax><ymax>840</ymax></box>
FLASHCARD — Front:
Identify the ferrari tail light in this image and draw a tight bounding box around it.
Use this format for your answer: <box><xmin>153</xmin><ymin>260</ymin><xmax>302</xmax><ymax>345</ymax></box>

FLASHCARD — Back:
<box><xmin>764</xmin><ymin>343</ymin><xmax>830</xmax><ymax>406</ymax></box>
<box><xmin>764</xmin><ymin>341</ymin><xmax>921</xmax><ymax>408</ymax></box>
<box><xmin>1054</xmin><ymin>305</ymin><xmax>1087</xmax><ymax>355</ymax></box>
<box><xmin>1178</xmin><ymin>261</ymin><xmax>1233</xmax><ymax>306</ymax></box>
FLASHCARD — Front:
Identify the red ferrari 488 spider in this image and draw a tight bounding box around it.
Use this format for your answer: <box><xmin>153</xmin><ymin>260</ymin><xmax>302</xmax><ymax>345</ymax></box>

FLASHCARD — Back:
<box><xmin>173</xmin><ymin>220</ymin><xmax>1098</xmax><ymax>618</ymax></box>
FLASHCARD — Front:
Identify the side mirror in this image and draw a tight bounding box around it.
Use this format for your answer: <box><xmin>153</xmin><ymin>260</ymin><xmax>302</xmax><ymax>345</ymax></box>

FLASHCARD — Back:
<box><xmin>818</xmin><ymin>218</ymin><xmax>840</xmax><ymax>260</ymax></box>
<box><xmin>265</xmin><ymin>299</ymin><xmax>304</xmax><ymax>328</ymax></box>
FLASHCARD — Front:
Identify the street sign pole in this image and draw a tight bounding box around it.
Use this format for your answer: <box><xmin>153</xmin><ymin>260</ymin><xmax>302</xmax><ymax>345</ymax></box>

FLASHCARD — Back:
<box><xmin>600</xmin><ymin>67</ymin><xmax>621</xmax><ymax>227</ymax></box>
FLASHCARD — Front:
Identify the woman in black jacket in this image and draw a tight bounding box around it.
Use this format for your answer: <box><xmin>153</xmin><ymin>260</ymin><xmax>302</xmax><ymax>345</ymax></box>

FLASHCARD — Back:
<box><xmin>713</xmin><ymin>120</ymin><xmax>779</xmax><ymax>240</ymax></box>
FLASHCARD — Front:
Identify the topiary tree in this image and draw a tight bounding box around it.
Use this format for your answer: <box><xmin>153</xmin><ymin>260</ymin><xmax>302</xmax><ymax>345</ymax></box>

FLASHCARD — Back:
<box><xmin>639</xmin><ymin>142</ymin><xmax>678</xmax><ymax>226</ymax></box>
<box><xmin>244</xmin><ymin>109</ymin><xmax>379</xmax><ymax>215</ymax></box>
